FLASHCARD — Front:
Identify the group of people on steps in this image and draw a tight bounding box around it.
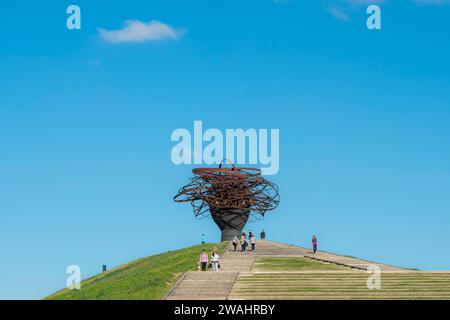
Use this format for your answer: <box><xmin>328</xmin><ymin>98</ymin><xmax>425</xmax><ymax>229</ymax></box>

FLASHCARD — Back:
<box><xmin>198</xmin><ymin>232</ymin><xmax>319</xmax><ymax>272</ymax></box>
<box><xmin>231</xmin><ymin>230</ymin><xmax>257</xmax><ymax>252</ymax></box>
<box><xmin>198</xmin><ymin>248</ymin><xmax>220</xmax><ymax>272</ymax></box>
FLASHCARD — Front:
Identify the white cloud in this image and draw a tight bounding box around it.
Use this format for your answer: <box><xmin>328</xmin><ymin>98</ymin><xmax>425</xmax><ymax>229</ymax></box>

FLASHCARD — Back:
<box><xmin>324</xmin><ymin>0</ymin><xmax>448</xmax><ymax>21</ymax></box>
<box><xmin>323</xmin><ymin>0</ymin><xmax>384</xmax><ymax>21</ymax></box>
<box><xmin>412</xmin><ymin>0</ymin><xmax>450</xmax><ymax>4</ymax></box>
<box><xmin>326</xmin><ymin>6</ymin><xmax>351</xmax><ymax>21</ymax></box>
<box><xmin>346</xmin><ymin>0</ymin><xmax>384</xmax><ymax>4</ymax></box>
<box><xmin>99</xmin><ymin>20</ymin><xmax>185</xmax><ymax>44</ymax></box>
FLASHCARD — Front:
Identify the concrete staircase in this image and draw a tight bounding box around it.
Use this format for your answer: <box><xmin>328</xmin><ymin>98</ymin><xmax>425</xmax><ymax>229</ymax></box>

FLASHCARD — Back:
<box><xmin>229</xmin><ymin>271</ymin><xmax>450</xmax><ymax>300</ymax></box>
<box><xmin>165</xmin><ymin>240</ymin><xmax>316</xmax><ymax>300</ymax></box>
<box><xmin>165</xmin><ymin>242</ymin><xmax>255</xmax><ymax>300</ymax></box>
<box><xmin>164</xmin><ymin>240</ymin><xmax>424</xmax><ymax>300</ymax></box>
<box><xmin>165</xmin><ymin>271</ymin><xmax>238</xmax><ymax>300</ymax></box>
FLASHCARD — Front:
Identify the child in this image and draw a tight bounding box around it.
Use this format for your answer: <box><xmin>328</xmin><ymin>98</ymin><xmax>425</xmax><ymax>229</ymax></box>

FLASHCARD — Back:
<box><xmin>232</xmin><ymin>236</ymin><xmax>239</xmax><ymax>252</ymax></box>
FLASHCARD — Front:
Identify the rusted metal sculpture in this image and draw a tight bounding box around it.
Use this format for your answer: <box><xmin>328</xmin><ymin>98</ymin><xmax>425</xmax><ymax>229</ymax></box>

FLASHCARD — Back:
<box><xmin>174</xmin><ymin>160</ymin><xmax>280</xmax><ymax>241</ymax></box>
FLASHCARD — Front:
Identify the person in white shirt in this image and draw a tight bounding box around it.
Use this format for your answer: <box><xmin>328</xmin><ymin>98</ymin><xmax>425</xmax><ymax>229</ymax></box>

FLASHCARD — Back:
<box><xmin>211</xmin><ymin>250</ymin><xmax>220</xmax><ymax>271</ymax></box>
<box><xmin>250</xmin><ymin>233</ymin><xmax>256</xmax><ymax>251</ymax></box>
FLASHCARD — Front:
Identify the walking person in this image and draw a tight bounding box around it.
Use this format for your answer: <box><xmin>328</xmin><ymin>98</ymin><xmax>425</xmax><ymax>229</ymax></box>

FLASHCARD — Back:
<box><xmin>250</xmin><ymin>233</ymin><xmax>256</xmax><ymax>251</ymax></box>
<box><xmin>211</xmin><ymin>250</ymin><xmax>220</xmax><ymax>272</ymax></box>
<box><xmin>199</xmin><ymin>249</ymin><xmax>208</xmax><ymax>271</ymax></box>
<box><xmin>312</xmin><ymin>235</ymin><xmax>318</xmax><ymax>254</ymax></box>
<box><xmin>260</xmin><ymin>229</ymin><xmax>266</xmax><ymax>240</ymax></box>
<box><xmin>232</xmin><ymin>236</ymin><xmax>239</xmax><ymax>252</ymax></box>
<box><xmin>240</xmin><ymin>233</ymin><xmax>247</xmax><ymax>252</ymax></box>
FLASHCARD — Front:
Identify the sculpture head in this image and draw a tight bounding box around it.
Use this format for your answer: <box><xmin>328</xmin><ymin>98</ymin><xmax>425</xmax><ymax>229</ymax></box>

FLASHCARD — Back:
<box><xmin>174</xmin><ymin>160</ymin><xmax>280</xmax><ymax>241</ymax></box>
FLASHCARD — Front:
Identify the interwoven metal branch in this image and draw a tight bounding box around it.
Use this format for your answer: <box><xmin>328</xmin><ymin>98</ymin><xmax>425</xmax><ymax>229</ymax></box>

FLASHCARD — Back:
<box><xmin>174</xmin><ymin>161</ymin><xmax>280</xmax><ymax>221</ymax></box>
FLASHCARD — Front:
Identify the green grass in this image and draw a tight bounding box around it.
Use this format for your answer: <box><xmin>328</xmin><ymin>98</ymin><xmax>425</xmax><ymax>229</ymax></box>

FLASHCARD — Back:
<box><xmin>232</xmin><ymin>257</ymin><xmax>450</xmax><ymax>299</ymax></box>
<box><xmin>231</xmin><ymin>272</ymin><xmax>450</xmax><ymax>300</ymax></box>
<box><xmin>254</xmin><ymin>257</ymin><xmax>352</xmax><ymax>271</ymax></box>
<box><xmin>46</xmin><ymin>242</ymin><xmax>228</xmax><ymax>300</ymax></box>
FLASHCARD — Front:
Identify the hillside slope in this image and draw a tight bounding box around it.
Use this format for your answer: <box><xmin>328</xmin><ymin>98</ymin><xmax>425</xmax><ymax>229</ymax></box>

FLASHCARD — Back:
<box><xmin>47</xmin><ymin>240</ymin><xmax>450</xmax><ymax>300</ymax></box>
<box><xmin>46</xmin><ymin>242</ymin><xmax>228</xmax><ymax>300</ymax></box>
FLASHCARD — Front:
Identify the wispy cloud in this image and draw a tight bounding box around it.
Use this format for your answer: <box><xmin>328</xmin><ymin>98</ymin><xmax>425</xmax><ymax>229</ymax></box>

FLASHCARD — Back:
<box><xmin>326</xmin><ymin>5</ymin><xmax>351</xmax><ymax>21</ymax></box>
<box><xmin>346</xmin><ymin>0</ymin><xmax>384</xmax><ymax>5</ymax></box>
<box><xmin>99</xmin><ymin>20</ymin><xmax>185</xmax><ymax>44</ymax></box>
<box><xmin>324</xmin><ymin>0</ymin><xmax>448</xmax><ymax>20</ymax></box>
<box><xmin>412</xmin><ymin>0</ymin><xmax>450</xmax><ymax>4</ymax></box>
<box><xmin>323</xmin><ymin>0</ymin><xmax>384</xmax><ymax>21</ymax></box>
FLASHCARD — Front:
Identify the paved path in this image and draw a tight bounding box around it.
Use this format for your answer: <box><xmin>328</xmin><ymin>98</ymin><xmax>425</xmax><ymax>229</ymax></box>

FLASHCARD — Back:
<box><xmin>303</xmin><ymin>250</ymin><xmax>404</xmax><ymax>271</ymax></box>
<box><xmin>164</xmin><ymin>240</ymin><xmax>403</xmax><ymax>300</ymax></box>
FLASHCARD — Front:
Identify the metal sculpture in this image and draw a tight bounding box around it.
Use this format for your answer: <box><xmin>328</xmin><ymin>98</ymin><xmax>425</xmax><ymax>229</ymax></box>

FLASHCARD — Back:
<box><xmin>174</xmin><ymin>160</ymin><xmax>280</xmax><ymax>241</ymax></box>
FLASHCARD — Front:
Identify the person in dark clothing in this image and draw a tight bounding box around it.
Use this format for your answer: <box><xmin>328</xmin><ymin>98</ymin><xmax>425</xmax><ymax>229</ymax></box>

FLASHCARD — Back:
<box><xmin>312</xmin><ymin>235</ymin><xmax>318</xmax><ymax>254</ymax></box>
<box><xmin>240</xmin><ymin>234</ymin><xmax>247</xmax><ymax>252</ymax></box>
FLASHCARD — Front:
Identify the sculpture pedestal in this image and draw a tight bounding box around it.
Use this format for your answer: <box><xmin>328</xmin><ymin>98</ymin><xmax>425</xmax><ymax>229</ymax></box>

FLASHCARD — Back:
<box><xmin>211</xmin><ymin>208</ymin><xmax>250</xmax><ymax>241</ymax></box>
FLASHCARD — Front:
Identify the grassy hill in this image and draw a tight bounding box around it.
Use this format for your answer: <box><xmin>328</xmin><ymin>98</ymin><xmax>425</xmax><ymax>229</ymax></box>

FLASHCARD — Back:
<box><xmin>46</xmin><ymin>240</ymin><xmax>450</xmax><ymax>300</ymax></box>
<box><xmin>46</xmin><ymin>242</ymin><xmax>228</xmax><ymax>300</ymax></box>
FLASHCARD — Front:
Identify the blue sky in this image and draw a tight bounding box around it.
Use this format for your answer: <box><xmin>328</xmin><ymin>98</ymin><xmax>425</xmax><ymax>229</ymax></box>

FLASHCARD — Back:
<box><xmin>1</xmin><ymin>0</ymin><xmax>450</xmax><ymax>299</ymax></box>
